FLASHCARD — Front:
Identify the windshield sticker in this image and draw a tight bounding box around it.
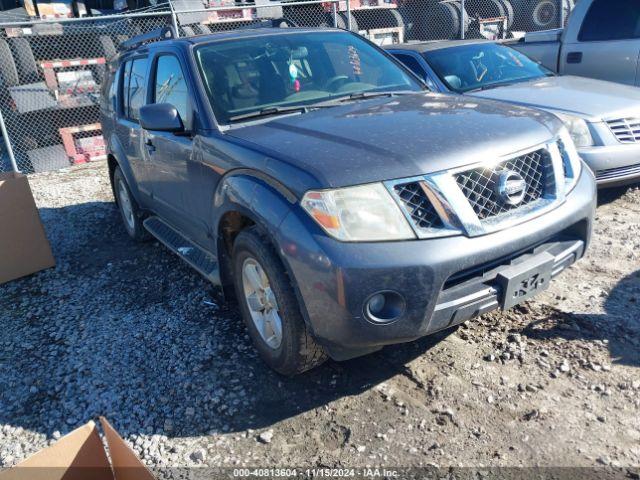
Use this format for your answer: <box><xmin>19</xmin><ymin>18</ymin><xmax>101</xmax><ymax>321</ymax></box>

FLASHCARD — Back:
<box><xmin>348</xmin><ymin>45</ymin><xmax>362</xmax><ymax>76</ymax></box>
<box><xmin>471</xmin><ymin>52</ymin><xmax>488</xmax><ymax>82</ymax></box>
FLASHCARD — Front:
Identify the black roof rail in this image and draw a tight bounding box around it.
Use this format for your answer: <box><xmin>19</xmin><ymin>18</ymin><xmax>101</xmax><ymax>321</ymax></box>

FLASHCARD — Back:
<box><xmin>120</xmin><ymin>26</ymin><xmax>176</xmax><ymax>52</ymax></box>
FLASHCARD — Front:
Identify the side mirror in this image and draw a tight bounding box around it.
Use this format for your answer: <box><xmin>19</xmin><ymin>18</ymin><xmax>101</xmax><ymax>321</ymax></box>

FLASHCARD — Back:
<box><xmin>140</xmin><ymin>103</ymin><xmax>184</xmax><ymax>133</ymax></box>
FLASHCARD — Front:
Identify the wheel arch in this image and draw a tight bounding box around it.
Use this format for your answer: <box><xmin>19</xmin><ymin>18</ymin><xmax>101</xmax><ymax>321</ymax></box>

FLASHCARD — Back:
<box><xmin>211</xmin><ymin>171</ymin><xmax>313</xmax><ymax>330</ymax></box>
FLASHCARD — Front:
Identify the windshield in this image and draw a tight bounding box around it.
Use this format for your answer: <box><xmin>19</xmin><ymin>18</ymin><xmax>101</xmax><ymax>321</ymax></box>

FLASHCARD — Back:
<box><xmin>194</xmin><ymin>31</ymin><xmax>423</xmax><ymax>124</ymax></box>
<box><xmin>423</xmin><ymin>43</ymin><xmax>553</xmax><ymax>93</ymax></box>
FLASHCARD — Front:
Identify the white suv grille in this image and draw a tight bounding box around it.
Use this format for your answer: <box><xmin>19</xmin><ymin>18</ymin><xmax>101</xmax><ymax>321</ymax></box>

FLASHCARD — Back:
<box><xmin>606</xmin><ymin>117</ymin><xmax>640</xmax><ymax>144</ymax></box>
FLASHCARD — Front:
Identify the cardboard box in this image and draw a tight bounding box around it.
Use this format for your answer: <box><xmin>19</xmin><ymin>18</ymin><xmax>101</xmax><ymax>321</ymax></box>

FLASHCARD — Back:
<box><xmin>0</xmin><ymin>172</ymin><xmax>55</xmax><ymax>284</ymax></box>
<box><xmin>0</xmin><ymin>418</ymin><xmax>156</xmax><ymax>480</ymax></box>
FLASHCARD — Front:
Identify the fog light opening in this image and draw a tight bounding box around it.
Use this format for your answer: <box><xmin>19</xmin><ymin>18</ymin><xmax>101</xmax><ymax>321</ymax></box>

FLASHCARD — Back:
<box><xmin>364</xmin><ymin>291</ymin><xmax>405</xmax><ymax>324</ymax></box>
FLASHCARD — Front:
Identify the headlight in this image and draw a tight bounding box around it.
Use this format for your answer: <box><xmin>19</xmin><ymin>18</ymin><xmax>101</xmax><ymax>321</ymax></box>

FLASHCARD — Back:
<box><xmin>301</xmin><ymin>183</ymin><xmax>415</xmax><ymax>242</ymax></box>
<box><xmin>554</xmin><ymin>112</ymin><xmax>594</xmax><ymax>148</ymax></box>
<box><xmin>558</xmin><ymin>127</ymin><xmax>583</xmax><ymax>192</ymax></box>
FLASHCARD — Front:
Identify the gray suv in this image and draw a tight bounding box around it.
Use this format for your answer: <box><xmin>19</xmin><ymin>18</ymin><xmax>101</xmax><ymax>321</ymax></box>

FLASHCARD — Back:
<box><xmin>100</xmin><ymin>26</ymin><xmax>596</xmax><ymax>375</ymax></box>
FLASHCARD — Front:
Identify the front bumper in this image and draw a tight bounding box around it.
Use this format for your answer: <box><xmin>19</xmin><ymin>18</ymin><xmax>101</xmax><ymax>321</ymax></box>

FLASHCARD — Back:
<box><xmin>276</xmin><ymin>169</ymin><xmax>596</xmax><ymax>360</ymax></box>
<box><xmin>579</xmin><ymin>141</ymin><xmax>640</xmax><ymax>187</ymax></box>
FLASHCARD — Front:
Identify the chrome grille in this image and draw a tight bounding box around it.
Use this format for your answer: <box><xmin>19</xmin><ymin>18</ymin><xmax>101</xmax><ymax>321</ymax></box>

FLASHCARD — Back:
<box><xmin>394</xmin><ymin>182</ymin><xmax>443</xmax><ymax>230</ymax></box>
<box><xmin>596</xmin><ymin>163</ymin><xmax>640</xmax><ymax>182</ymax></box>
<box><xmin>455</xmin><ymin>148</ymin><xmax>555</xmax><ymax>221</ymax></box>
<box><xmin>606</xmin><ymin>117</ymin><xmax>640</xmax><ymax>144</ymax></box>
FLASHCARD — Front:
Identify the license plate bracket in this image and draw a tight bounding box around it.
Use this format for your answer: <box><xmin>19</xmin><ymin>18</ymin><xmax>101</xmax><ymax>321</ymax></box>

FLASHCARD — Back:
<box><xmin>497</xmin><ymin>252</ymin><xmax>555</xmax><ymax>310</ymax></box>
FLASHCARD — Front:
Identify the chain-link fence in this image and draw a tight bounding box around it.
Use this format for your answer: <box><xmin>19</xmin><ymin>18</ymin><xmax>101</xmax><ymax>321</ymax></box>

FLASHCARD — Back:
<box><xmin>0</xmin><ymin>0</ymin><xmax>577</xmax><ymax>174</ymax></box>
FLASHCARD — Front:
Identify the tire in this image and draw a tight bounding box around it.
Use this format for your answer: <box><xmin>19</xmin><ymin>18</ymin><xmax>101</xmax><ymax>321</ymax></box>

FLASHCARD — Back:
<box><xmin>497</xmin><ymin>0</ymin><xmax>515</xmax><ymax>28</ymax></box>
<box><xmin>468</xmin><ymin>0</ymin><xmax>509</xmax><ymax>24</ymax></box>
<box><xmin>332</xmin><ymin>12</ymin><xmax>358</xmax><ymax>31</ymax></box>
<box><xmin>196</xmin><ymin>24</ymin><xmax>212</xmax><ymax>34</ymax></box>
<box><xmin>389</xmin><ymin>8</ymin><xmax>405</xmax><ymax>29</ymax></box>
<box><xmin>436</xmin><ymin>1</ymin><xmax>460</xmax><ymax>39</ymax></box>
<box><xmin>10</xmin><ymin>38</ymin><xmax>39</xmax><ymax>84</ymax></box>
<box><xmin>233</xmin><ymin>227</ymin><xmax>327</xmax><ymax>375</ymax></box>
<box><xmin>283</xmin><ymin>4</ymin><xmax>326</xmax><ymax>27</ymax></box>
<box><xmin>113</xmin><ymin>166</ymin><xmax>150</xmax><ymax>242</ymax></box>
<box><xmin>0</xmin><ymin>39</ymin><xmax>19</xmax><ymax>87</ymax></box>
<box><xmin>532</xmin><ymin>0</ymin><xmax>568</xmax><ymax>29</ymax></box>
<box><xmin>181</xmin><ymin>25</ymin><xmax>196</xmax><ymax>37</ymax></box>
<box><xmin>450</xmin><ymin>1</ymin><xmax>471</xmax><ymax>36</ymax></box>
<box><xmin>412</xmin><ymin>1</ymin><xmax>459</xmax><ymax>40</ymax></box>
<box><xmin>99</xmin><ymin>35</ymin><xmax>117</xmax><ymax>59</ymax></box>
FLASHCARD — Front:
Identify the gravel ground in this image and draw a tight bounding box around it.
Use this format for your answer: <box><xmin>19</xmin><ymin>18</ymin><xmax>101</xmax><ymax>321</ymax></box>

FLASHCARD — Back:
<box><xmin>0</xmin><ymin>162</ymin><xmax>639</xmax><ymax>473</ymax></box>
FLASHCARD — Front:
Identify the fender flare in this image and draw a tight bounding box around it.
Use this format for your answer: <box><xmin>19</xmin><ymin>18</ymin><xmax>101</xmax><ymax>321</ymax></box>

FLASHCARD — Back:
<box><xmin>212</xmin><ymin>169</ymin><xmax>298</xmax><ymax>233</ymax></box>
<box><xmin>212</xmin><ymin>171</ymin><xmax>319</xmax><ymax>331</ymax></box>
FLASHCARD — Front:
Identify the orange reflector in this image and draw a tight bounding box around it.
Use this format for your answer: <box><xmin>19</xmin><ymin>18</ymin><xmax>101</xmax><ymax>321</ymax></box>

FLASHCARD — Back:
<box><xmin>312</xmin><ymin>211</ymin><xmax>340</xmax><ymax>230</ymax></box>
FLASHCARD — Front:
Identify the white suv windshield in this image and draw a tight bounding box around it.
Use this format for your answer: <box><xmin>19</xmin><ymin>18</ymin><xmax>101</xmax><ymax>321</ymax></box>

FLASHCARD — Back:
<box><xmin>194</xmin><ymin>30</ymin><xmax>423</xmax><ymax>124</ymax></box>
<box><xmin>424</xmin><ymin>43</ymin><xmax>553</xmax><ymax>93</ymax></box>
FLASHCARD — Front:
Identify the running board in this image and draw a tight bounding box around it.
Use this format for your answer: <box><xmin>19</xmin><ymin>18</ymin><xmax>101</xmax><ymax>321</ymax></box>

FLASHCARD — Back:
<box><xmin>143</xmin><ymin>216</ymin><xmax>220</xmax><ymax>285</ymax></box>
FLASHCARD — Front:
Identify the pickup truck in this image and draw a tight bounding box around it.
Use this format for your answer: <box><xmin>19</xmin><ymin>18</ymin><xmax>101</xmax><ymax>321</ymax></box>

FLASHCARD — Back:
<box><xmin>508</xmin><ymin>0</ymin><xmax>640</xmax><ymax>86</ymax></box>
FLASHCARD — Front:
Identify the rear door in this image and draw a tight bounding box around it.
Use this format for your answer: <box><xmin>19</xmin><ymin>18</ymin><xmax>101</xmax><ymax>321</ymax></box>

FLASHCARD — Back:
<box><xmin>114</xmin><ymin>55</ymin><xmax>151</xmax><ymax>197</ymax></box>
<box><xmin>561</xmin><ymin>0</ymin><xmax>640</xmax><ymax>85</ymax></box>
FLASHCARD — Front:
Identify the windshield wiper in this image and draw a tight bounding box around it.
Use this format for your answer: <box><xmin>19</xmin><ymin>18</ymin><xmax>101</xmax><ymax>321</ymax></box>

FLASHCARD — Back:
<box><xmin>333</xmin><ymin>90</ymin><xmax>416</xmax><ymax>103</ymax></box>
<box><xmin>228</xmin><ymin>91</ymin><xmax>417</xmax><ymax>122</ymax></box>
<box><xmin>302</xmin><ymin>90</ymin><xmax>416</xmax><ymax>109</ymax></box>
<box><xmin>467</xmin><ymin>82</ymin><xmax>516</xmax><ymax>93</ymax></box>
<box><xmin>228</xmin><ymin>105</ymin><xmax>309</xmax><ymax>122</ymax></box>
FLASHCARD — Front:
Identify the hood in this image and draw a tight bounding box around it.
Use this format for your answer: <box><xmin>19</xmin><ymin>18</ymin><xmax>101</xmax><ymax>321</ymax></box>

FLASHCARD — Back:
<box><xmin>471</xmin><ymin>75</ymin><xmax>640</xmax><ymax>121</ymax></box>
<box><xmin>227</xmin><ymin>93</ymin><xmax>561</xmax><ymax>193</ymax></box>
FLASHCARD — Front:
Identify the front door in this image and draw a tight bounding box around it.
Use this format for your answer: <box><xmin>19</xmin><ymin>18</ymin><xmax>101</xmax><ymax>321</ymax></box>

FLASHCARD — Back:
<box><xmin>143</xmin><ymin>52</ymin><xmax>210</xmax><ymax>247</ymax></box>
<box><xmin>561</xmin><ymin>0</ymin><xmax>640</xmax><ymax>86</ymax></box>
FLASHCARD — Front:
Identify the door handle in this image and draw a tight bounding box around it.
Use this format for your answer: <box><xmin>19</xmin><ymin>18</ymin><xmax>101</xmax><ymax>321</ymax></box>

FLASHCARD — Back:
<box><xmin>566</xmin><ymin>52</ymin><xmax>583</xmax><ymax>64</ymax></box>
<box><xmin>145</xmin><ymin>139</ymin><xmax>156</xmax><ymax>154</ymax></box>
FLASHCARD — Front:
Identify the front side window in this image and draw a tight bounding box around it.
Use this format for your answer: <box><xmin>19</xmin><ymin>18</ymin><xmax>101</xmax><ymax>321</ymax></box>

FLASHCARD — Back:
<box><xmin>393</xmin><ymin>53</ymin><xmax>427</xmax><ymax>80</ymax></box>
<box><xmin>128</xmin><ymin>57</ymin><xmax>149</xmax><ymax>121</ymax></box>
<box><xmin>423</xmin><ymin>43</ymin><xmax>552</xmax><ymax>93</ymax></box>
<box><xmin>194</xmin><ymin>31</ymin><xmax>423</xmax><ymax>124</ymax></box>
<box><xmin>579</xmin><ymin>0</ymin><xmax>640</xmax><ymax>42</ymax></box>
<box><xmin>153</xmin><ymin>54</ymin><xmax>191</xmax><ymax>130</ymax></box>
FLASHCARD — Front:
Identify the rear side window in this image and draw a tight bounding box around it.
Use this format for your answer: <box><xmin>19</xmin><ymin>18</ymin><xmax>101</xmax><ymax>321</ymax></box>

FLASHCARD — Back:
<box><xmin>100</xmin><ymin>63</ymin><xmax>118</xmax><ymax>112</ymax></box>
<box><xmin>121</xmin><ymin>60</ymin><xmax>132</xmax><ymax>117</ymax></box>
<box><xmin>153</xmin><ymin>54</ymin><xmax>191</xmax><ymax>130</ymax></box>
<box><xmin>108</xmin><ymin>66</ymin><xmax>119</xmax><ymax>111</ymax></box>
<box><xmin>579</xmin><ymin>0</ymin><xmax>640</xmax><ymax>42</ymax></box>
<box><xmin>128</xmin><ymin>57</ymin><xmax>149</xmax><ymax>121</ymax></box>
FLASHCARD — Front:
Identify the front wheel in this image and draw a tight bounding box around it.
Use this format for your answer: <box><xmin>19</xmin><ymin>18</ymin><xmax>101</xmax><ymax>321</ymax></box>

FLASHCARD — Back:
<box><xmin>233</xmin><ymin>227</ymin><xmax>327</xmax><ymax>375</ymax></box>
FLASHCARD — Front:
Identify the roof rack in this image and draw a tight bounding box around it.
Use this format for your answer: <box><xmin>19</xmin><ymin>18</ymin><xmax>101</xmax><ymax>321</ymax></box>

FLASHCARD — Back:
<box><xmin>120</xmin><ymin>26</ymin><xmax>176</xmax><ymax>52</ymax></box>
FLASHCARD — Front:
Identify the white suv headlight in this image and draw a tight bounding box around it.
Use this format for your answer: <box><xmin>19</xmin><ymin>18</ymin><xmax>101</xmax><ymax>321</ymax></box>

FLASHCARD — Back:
<box><xmin>554</xmin><ymin>112</ymin><xmax>594</xmax><ymax>148</ymax></box>
<box><xmin>301</xmin><ymin>183</ymin><xmax>415</xmax><ymax>242</ymax></box>
<box><xmin>558</xmin><ymin>127</ymin><xmax>583</xmax><ymax>192</ymax></box>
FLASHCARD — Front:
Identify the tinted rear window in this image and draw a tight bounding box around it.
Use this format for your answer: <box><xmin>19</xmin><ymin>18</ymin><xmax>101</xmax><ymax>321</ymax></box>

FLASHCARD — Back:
<box><xmin>579</xmin><ymin>0</ymin><xmax>640</xmax><ymax>41</ymax></box>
